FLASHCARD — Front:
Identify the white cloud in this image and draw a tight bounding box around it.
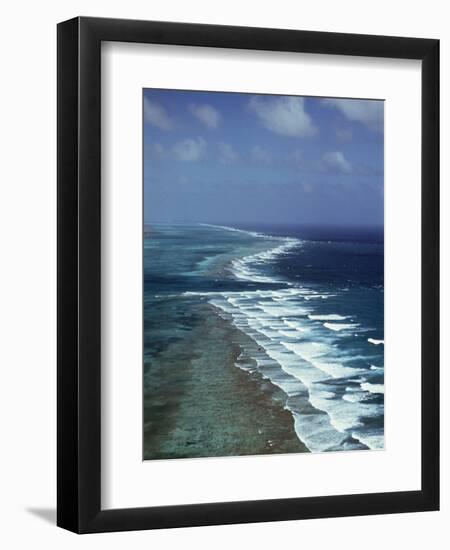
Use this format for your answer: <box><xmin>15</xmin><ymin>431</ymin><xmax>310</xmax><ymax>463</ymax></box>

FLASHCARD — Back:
<box><xmin>323</xmin><ymin>99</ymin><xmax>384</xmax><ymax>132</ymax></box>
<box><xmin>248</xmin><ymin>96</ymin><xmax>317</xmax><ymax>138</ymax></box>
<box><xmin>190</xmin><ymin>103</ymin><xmax>222</xmax><ymax>128</ymax></box>
<box><xmin>250</xmin><ymin>145</ymin><xmax>271</xmax><ymax>164</ymax></box>
<box><xmin>321</xmin><ymin>151</ymin><xmax>352</xmax><ymax>174</ymax></box>
<box><xmin>172</xmin><ymin>138</ymin><xmax>206</xmax><ymax>162</ymax></box>
<box><xmin>218</xmin><ymin>142</ymin><xmax>239</xmax><ymax>164</ymax></box>
<box><xmin>144</xmin><ymin>97</ymin><xmax>173</xmax><ymax>130</ymax></box>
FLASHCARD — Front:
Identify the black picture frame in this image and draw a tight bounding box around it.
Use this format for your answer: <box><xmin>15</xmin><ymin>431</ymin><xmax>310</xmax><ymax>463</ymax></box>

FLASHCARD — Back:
<box><xmin>57</xmin><ymin>16</ymin><xmax>439</xmax><ymax>534</ymax></box>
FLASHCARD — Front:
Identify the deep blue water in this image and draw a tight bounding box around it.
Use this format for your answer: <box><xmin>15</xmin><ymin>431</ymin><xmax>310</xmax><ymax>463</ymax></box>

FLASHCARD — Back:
<box><xmin>144</xmin><ymin>223</ymin><xmax>384</xmax><ymax>453</ymax></box>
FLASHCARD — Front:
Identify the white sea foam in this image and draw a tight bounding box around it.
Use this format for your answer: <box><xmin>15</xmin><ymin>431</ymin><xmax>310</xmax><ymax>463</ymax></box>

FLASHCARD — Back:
<box><xmin>199</xmin><ymin>223</ymin><xmax>264</xmax><ymax>239</ymax></box>
<box><xmin>212</xmin><ymin>291</ymin><xmax>383</xmax><ymax>451</ymax></box>
<box><xmin>230</xmin><ymin>260</ymin><xmax>277</xmax><ymax>283</ymax></box>
<box><xmin>283</xmin><ymin>320</ymin><xmax>307</xmax><ymax>332</ymax></box>
<box><xmin>292</xmin><ymin>412</ymin><xmax>360</xmax><ymax>453</ymax></box>
<box><xmin>360</xmin><ymin>382</ymin><xmax>385</xmax><ymax>394</ymax></box>
<box><xmin>229</xmin><ymin>237</ymin><xmax>301</xmax><ymax>285</ymax></box>
<box><xmin>195</xmin><ymin>224</ymin><xmax>384</xmax><ymax>452</ymax></box>
<box><xmin>368</xmin><ymin>338</ymin><xmax>384</xmax><ymax>345</ymax></box>
<box><xmin>308</xmin><ymin>314</ymin><xmax>348</xmax><ymax>321</ymax></box>
<box><xmin>279</xmin><ymin>329</ymin><xmax>300</xmax><ymax>338</ymax></box>
<box><xmin>342</xmin><ymin>393</ymin><xmax>365</xmax><ymax>403</ymax></box>
<box><xmin>280</xmin><ymin>341</ymin><xmax>361</xmax><ymax>379</ymax></box>
<box><xmin>342</xmin><ymin>386</ymin><xmax>373</xmax><ymax>403</ymax></box>
<box><xmin>183</xmin><ymin>290</ymin><xmax>221</xmax><ymax>296</ymax></box>
<box><xmin>305</xmin><ymin>294</ymin><xmax>336</xmax><ymax>301</ymax></box>
<box><xmin>258</xmin><ymin>303</ymin><xmax>309</xmax><ymax>318</ymax></box>
<box><xmin>323</xmin><ymin>322</ymin><xmax>359</xmax><ymax>331</ymax></box>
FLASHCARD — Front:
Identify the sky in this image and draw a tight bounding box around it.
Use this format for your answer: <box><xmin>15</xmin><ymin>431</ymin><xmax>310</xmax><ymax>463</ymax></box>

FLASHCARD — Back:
<box><xmin>143</xmin><ymin>89</ymin><xmax>384</xmax><ymax>227</ymax></box>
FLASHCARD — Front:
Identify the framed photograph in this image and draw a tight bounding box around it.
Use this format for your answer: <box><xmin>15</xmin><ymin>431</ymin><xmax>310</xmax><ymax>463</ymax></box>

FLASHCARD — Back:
<box><xmin>57</xmin><ymin>16</ymin><xmax>439</xmax><ymax>533</ymax></box>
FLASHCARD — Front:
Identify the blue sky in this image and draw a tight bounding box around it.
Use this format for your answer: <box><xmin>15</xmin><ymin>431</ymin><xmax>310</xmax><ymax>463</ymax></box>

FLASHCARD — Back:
<box><xmin>143</xmin><ymin>89</ymin><xmax>384</xmax><ymax>227</ymax></box>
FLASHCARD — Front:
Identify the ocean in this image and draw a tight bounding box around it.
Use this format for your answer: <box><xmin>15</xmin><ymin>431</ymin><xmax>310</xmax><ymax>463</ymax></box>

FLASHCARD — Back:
<box><xmin>143</xmin><ymin>223</ymin><xmax>384</xmax><ymax>456</ymax></box>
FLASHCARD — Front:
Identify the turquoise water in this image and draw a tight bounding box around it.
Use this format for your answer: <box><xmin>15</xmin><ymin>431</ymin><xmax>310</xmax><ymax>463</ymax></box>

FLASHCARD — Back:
<box><xmin>144</xmin><ymin>223</ymin><xmax>384</xmax><ymax>453</ymax></box>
